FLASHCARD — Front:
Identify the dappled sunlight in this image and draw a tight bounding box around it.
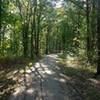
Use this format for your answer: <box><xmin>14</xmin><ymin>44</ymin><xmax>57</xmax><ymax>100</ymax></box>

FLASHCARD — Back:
<box><xmin>13</xmin><ymin>86</ymin><xmax>25</xmax><ymax>96</ymax></box>
<box><xmin>45</xmin><ymin>70</ymin><xmax>55</xmax><ymax>75</ymax></box>
<box><xmin>26</xmin><ymin>69</ymin><xmax>32</xmax><ymax>74</ymax></box>
<box><xmin>1</xmin><ymin>0</ymin><xmax>100</xmax><ymax>99</ymax></box>
<box><xmin>0</xmin><ymin>57</ymin><xmax>36</xmax><ymax>100</ymax></box>
<box><xmin>19</xmin><ymin>69</ymin><xmax>25</xmax><ymax>74</ymax></box>
<box><xmin>67</xmin><ymin>55</ymin><xmax>75</xmax><ymax>61</ymax></box>
<box><xmin>47</xmin><ymin>54</ymin><xmax>58</xmax><ymax>59</ymax></box>
<box><xmin>59</xmin><ymin>78</ymin><xmax>66</xmax><ymax>82</ymax></box>
<box><xmin>58</xmin><ymin>54</ymin><xmax>86</xmax><ymax>69</ymax></box>
<box><xmin>26</xmin><ymin>88</ymin><xmax>35</xmax><ymax>94</ymax></box>
<box><xmin>34</xmin><ymin>62</ymin><xmax>40</xmax><ymax>68</ymax></box>
<box><xmin>59</xmin><ymin>73</ymin><xmax>71</xmax><ymax>80</ymax></box>
<box><xmin>88</xmin><ymin>78</ymin><xmax>100</xmax><ymax>85</ymax></box>
<box><xmin>13</xmin><ymin>70</ymin><xmax>19</xmax><ymax>75</ymax></box>
<box><xmin>57</xmin><ymin>55</ymin><xmax>100</xmax><ymax>100</ymax></box>
<box><xmin>54</xmin><ymin>77</ymin><xmax>66</xmax><ymax>83</ymax></box>
<box><xmin>1</xmin><ymin>54</ymin><xmax>99</xmax><ymax>100</ymax></box>
<box><xmin>8</xmin><ymin>54</ymin><xmax>69</xmax><ymax>100</ymax></box>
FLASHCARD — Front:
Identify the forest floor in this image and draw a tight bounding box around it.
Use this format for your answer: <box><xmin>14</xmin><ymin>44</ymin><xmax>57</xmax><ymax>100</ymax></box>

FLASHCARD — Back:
<box><xmin>0</xmin><ymin>54</ymin><xmax>100</xmax><ymax>100</ymax></box>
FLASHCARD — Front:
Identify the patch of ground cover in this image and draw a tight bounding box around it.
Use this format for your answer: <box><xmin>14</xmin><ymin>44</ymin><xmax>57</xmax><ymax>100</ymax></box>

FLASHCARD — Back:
<box><xmin>0</xmin><ymin>57</ymin><xmax>35</xmax><ymax>100</ymax></box>
<box><xmin>57</xmin><ymin>56</ymin><xmax>100</xmax><ymax>100</ymax></box>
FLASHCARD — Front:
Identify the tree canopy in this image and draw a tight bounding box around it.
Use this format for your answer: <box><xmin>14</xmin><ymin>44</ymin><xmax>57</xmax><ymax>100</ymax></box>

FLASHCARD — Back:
<box><xmin>0</xmin><ymin>0</ymin><xmax>100</xmax><ymax>77</ymax></box>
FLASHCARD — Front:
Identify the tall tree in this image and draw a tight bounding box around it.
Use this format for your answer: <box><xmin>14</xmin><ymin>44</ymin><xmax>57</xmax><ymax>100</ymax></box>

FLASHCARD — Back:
<box><xmin>96</xmin><ymin>0</ymin><xmax>100</xmax><ymax>75</ymax></box>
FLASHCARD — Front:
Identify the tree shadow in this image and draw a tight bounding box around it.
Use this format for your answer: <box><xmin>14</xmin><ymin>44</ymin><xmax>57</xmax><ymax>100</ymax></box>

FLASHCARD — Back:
<box><xmin>0</xmin><ymin>57</ymin><xmax>35</xmax><ymax>100</ymax></box>
<box><xmin>56</xmin><ymin>60</ymin><xmax>100</xmax><ymax>100</ymax></box>
<box><xmin>0</xmin><ymin>77</ymin><xmax>16</xmax><ymax>100</ymax></box>
<box><xmin>4</xmin><ymin>55</ymin><xmax>100</xmax><ymax>100</ymax></box>
<box><xmin>8</xmin><ymin>55</ymin><xmax>66</xmax><ymax>100</ymax></box>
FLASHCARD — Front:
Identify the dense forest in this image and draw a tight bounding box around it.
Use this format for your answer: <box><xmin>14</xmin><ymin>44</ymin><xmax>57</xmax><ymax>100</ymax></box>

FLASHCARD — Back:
<box><xmin>0</xmin><ymin>0</ymin><xmax>100</xmax><ymax>100</ymax></box>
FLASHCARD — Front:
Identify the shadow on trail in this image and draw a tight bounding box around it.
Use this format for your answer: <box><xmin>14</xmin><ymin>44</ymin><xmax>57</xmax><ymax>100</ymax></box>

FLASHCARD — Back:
<box><xmin>57</xmin><ymin>60</ymin><xmax>100</xmax><ymax>100</ymax></box>
<box><xmin>8</xmin><ymin>55</ymin><xmax>100</xmax><ymax>100</ymax></box>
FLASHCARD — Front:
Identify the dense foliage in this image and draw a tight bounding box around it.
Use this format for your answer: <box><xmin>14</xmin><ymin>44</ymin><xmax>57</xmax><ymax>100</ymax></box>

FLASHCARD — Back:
<box><xmin>0</xmin><ymin>0</ymin><xmax>100</xmax><ymax>75</ymax></box>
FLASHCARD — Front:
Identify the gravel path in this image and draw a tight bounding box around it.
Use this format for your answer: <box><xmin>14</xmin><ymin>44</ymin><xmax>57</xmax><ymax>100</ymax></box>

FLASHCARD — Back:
<box><xmin>9</xmin><ymin>54</ymin><xmax>71</xmax><ymax>100</ymax></box>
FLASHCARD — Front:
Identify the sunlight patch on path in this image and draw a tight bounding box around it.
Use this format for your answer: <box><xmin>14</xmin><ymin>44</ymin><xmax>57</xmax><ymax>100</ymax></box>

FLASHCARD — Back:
<box><xmin>9</xmin><ymin>54</ymin><xmax>70</xmax><ymax>100</ymax></box>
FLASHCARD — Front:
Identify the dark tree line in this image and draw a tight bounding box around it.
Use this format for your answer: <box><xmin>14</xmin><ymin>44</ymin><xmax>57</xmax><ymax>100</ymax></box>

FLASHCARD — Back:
<box><xmin>0</xmin><ymin>0</ymin><xmax>100</xmax><ymax>75</ymax></box>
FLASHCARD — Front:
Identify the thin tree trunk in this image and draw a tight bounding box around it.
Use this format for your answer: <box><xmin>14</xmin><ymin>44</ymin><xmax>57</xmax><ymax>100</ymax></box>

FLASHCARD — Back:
<box><xmin>45</xmin><ymin>25</ymin><xmax>50</xmax><ymax>54</ymax></box>
<box><xmin>96</xmin><ymin>0</ymin><xmax>100</xmax><ymax>75</ymax></box>
<box><xmin>86</xmin><ymin>0</ymin><xmax>91</xmax><ymax>61</ymax></box>
<box><xmin>31</xmin><ymin>5</ymin><xmax>36</xmax><ymax>58</ymax></box>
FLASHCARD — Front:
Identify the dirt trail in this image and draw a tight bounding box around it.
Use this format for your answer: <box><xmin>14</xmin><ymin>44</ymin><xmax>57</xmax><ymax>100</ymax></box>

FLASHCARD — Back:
<box><xmin>9</xmin><ymin>54</ymin><xmax>71</xmax><ymax>100</ymax></box>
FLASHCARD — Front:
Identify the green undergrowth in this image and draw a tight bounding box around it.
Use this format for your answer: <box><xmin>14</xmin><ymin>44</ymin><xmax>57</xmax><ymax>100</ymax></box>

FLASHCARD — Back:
<box><xmin>57</xmin><ymin>55</ymin><xmax>100</xmax><ymax>100</ymax></box>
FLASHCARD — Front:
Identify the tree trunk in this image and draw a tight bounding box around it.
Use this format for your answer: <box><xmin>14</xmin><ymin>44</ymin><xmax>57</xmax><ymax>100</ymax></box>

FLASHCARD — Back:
<box><xmin>31</xmin><ymin>5</ymin><xmax>36</xmax><ymax>58</ymax></box>
<box><xmin>22</xmin><ymin>23</ymin><xmax>29</xmax><ymax>57</ymax></box>
<box><xmin>86</xmin><ymin>0</ymin><xmax>91</xmax><ymax>61</ymax></box>
<box><xmin>96</xmin><ymin>0</ymin><xmax>100</xmax><ymax>75</ymax></box>
<box><xmin>45</xmin><ymin>25</ymin><xmax>50</xmax><ymax>54</ymax></box>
